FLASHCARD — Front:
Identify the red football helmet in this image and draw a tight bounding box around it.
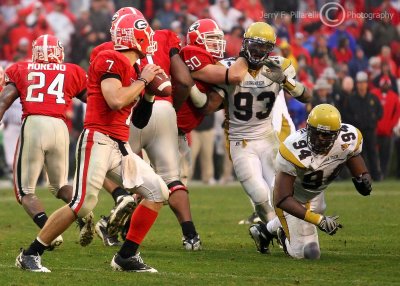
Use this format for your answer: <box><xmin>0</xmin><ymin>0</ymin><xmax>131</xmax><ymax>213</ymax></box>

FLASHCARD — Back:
<box><xmin>110</xmin><ymin>14</ymin><xmax>156</xmax><ymax>58</ymax></box>
<box><xmin>32</xmin><ymin>34</ymin><xmax>64</xmax><ymax>63</ymax></box>
<box><xmin>186</xmin><ymin>19</ymin><xmax>226</xmax><ymax>58</ymax></box>
<box><xmin>111</xmin><ymin>6</ymin><xmax>143</xmax><ymax>23</ymax></box>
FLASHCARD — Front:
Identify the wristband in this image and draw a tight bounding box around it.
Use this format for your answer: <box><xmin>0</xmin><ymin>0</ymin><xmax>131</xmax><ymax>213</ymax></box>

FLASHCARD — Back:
<box><xmin>137</xmin><ymin>77</ymin><xmax>148</xmax><ymax>86</ymax></box>
<box><xmin>304</xmin><ymin>210</ymin><xmax>323</xmax><ymax>225</ymax></box>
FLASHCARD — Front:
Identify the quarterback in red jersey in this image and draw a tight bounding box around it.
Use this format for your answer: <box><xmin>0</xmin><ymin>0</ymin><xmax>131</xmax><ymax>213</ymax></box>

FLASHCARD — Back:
<box><xmin>0</xmin><ymin>34</ymin><xmax>86</xmax><ymax>250</ymax></box>
<box><xmin>88</xmin><ymin>7</ymin><xmax>204</xmax><ymax>251</ymax></box>
<box><xmin>16</xmin><ymin>14</ymin><xmax>168</xmax><ymax>273</ymax></box>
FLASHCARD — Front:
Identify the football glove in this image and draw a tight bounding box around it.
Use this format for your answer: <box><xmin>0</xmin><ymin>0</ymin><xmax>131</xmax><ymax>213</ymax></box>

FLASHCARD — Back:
<box><xmin>261</xmin><ymin>59</ymin><xmax>286</xmax><ymax>84</ymax></box>
<box><xmin>352</xmin><ymin>173</ymin><xmax>372</xmax><ymax>196</ymax></box>
<box><xmin>317</xmin><ymin>215</ymin><xmax>343</xmax><ymax>235</ymax></box>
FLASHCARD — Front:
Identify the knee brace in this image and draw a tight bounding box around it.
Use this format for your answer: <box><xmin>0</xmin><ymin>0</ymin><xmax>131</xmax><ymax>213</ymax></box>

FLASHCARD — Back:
<box><xmin>168</xmin><ymin>180</ymin><xmax>188</xmax><ymax>195</ymax></box>
<box><xmin>304</xmin><ymin>242</ymin><xmax>320</xmax><ymax>260</ymax></box>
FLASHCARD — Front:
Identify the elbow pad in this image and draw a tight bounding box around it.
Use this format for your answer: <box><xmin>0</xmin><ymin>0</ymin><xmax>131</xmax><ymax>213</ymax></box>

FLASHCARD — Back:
<box><xmin>352</xmin><ymin>173</ymin><xmax>372</xmax><ymax>196</ymax></box>
<box><xmin>131</xmin><ymin>98</ymin><xmax>154</xmax><ymax>129</ymax></box>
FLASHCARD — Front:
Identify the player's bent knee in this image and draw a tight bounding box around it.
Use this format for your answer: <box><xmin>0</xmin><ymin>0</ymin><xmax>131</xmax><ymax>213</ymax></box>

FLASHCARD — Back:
<box><xmin>76</xmin><ymin>194</ymin><xmax>98</xmax><ymax>218</ymax></box>
<box><xmin>303</xmin><ymin>242</ymin><xmax>320</xmax><ymax>260</ymax></box>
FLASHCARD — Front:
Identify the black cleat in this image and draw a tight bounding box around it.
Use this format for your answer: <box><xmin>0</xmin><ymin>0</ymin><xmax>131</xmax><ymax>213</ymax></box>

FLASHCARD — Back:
<box><xmin>238</xmin><ymin>212</ymin><xmax>261</xmax><ymax>225</ymax></box>
<box><xmin>77</xmin><ymin>211</ymin><xmax>95</xmax><ymax>247</ymax></box>
<box><xmin>249</xmin><ymin>222</ymin><xmax>276</xmax><ymax>254</ymax></box>
<box><xmin>277</xmin><ymin>227</ymin><xmax>290</xmax><ymax>256</ymax></box>
<box><xmin>182</xmin><ymin>234</ymin><xmax>202</xmax><ymax>251</ymax></box>
<box><xmin>107</xmin><ymin>196</ymin><xmax>136</xmax><ymax>237</ymax></box>
<box><xmin>15</xmin><ymin>249</ymin><xmax>50</xmax><ymax>272</ymax></box>
<box><xmin>95</xmin><ymin>216</ymin><xmax>122</xmax><ymax>247</ymax></box>
<box><xmin>111</xmin><ymin>252</ymin><xmax>157</xmax><ymax>272</ymax></box>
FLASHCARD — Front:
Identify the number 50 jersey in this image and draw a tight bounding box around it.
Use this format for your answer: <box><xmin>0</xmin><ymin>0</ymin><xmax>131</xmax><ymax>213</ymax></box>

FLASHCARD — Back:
<box><xmin>276</xmin><ymin>124</ymin><xmax>363</xmax><ymax>203</ymax></box>
<box><xmin>217</xmin><ymin>56</ymin><xmax>296</xmax><ymax>141</ymax></box>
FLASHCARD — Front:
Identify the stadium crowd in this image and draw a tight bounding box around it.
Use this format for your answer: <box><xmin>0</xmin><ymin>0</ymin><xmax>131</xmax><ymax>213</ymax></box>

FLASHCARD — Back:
<box><xmin>0</xmin><ymin>0</ymin><xmax>400</xmax><ymax>182</ymax></box>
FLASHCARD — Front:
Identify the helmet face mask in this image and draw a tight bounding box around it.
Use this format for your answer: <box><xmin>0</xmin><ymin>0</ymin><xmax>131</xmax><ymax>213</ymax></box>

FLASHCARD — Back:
<box><xmin>32</xmin><ymin>34</ymin><xmax>64</xmax><ymax>64</ymax></box>
<box><xmin>306</xmin><ymin>104</ymin><xmax>342</xmax><ymax>155</ymax></box>
<box><xmin>202</xmin><ymin>32</ymin><xmax>226</xmax><ymax>58</ymax></box>
<box><xmin>110</xmin><ymin>14</ymin><xmax>156</xmax><ymax>58</ymax></box>
<box><xmin>243</xmin><ymin>38</ymin><xmax>274</xmax><ymax>66</ymax></box>
<box><xmin>307</xmin><ymin>125</ymin><xmax>339</xmax><ymax>154</ymax></box>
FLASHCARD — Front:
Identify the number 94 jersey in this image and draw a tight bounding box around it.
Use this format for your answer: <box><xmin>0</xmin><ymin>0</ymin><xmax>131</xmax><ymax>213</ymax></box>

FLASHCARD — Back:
<box><xmin>218</xmin><ymin>56</ymin><xmax>296</xmax><ymax>141</ymax></box>
<box><xmin>276</xmin><ymin>124</ymin><xmax>363</xmax><ymax>203</ymax></box>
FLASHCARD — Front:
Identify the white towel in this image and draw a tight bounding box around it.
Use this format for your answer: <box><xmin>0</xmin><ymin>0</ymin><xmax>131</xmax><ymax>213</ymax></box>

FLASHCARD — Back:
<box><xmin>121</xmin><ymin>145</ymin><xmax>143</xmax><ymax>189</ymax></box>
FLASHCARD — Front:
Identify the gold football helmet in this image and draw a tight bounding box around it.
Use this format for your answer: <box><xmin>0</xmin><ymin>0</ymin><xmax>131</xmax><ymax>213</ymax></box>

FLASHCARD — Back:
<box><xmin>242</xmin><ymin>22</ymin><xmax>276</xmax><ymax>66</ymax></box>
<box><xmin>307</xmin><ymin>104</ymin><xmax>342</xmax><ymax>154</ymax></box>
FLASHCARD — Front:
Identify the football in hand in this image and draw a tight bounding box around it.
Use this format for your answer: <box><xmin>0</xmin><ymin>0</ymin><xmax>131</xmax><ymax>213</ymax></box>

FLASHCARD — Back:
<box><xmin>145</xmin><ymin>72</ymin><xmax>172</xmax><ymax>97</ymax></box>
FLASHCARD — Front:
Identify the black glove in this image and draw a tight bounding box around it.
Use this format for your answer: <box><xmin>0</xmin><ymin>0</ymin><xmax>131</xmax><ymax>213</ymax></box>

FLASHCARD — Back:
<box><xmin>317</xmin><ymin>215</ymin><xmax>343</xmax><ymax>235</ymax></box>
<box><xmin>352</xmin><ymin>173</ymin><xmax>372</xmax><ymax>196</ymax></box>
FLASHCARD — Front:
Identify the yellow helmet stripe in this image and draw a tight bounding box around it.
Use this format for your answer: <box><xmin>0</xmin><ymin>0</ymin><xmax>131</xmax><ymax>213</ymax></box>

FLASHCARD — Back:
<box><xmin>354</xmin><ymin>128</ymin><xmax>363</xmax><ymax>152</ymax></box>
<box><xmin>279</xmin><ymin>143</ymin><xmax>305</xmax><ymax>169</ymax></box>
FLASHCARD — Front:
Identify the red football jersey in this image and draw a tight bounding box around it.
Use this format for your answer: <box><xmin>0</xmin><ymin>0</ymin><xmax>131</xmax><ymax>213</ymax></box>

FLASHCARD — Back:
<box><xmin>177</xmin><ymin>46</ymin><xmax>216</xmax><ymax>133</ymax></box>
<box><xmin>90</xmin><ymin>41</ymin><xmax>114</xmax><ymax>64</ymax></box>
<box><xmin>85</xmin><ymin>50</ymin><xmax>139</xmax><ymax>142</ymax></box>
<box><xmin>140</xmin><ymin>30</ymin><xmax>181</xmax><ymax>103</ymax></box>
<box><xmin>5</xmin><ymin>61</ymin><xmax>87</xmax><ymax>121</ymax></box>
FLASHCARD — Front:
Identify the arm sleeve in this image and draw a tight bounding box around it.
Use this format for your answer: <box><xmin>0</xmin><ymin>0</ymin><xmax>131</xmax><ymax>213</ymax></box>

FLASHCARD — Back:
<box><xmin>131</xmin><ymin>97</ymin><xmax>154</xmax><ymax>129</ymax></box>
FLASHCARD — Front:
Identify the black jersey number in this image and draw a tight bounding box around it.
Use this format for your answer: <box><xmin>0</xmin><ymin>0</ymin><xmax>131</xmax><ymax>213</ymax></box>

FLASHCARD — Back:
<box><xmin>233</xmin><ymin>91</ymin><xmax>275</xmax><ymax>121</ymax></box>
<box><xmin>302</xmin><ymin>164</ymin><xmax>345</xmax><ymax>189</ymax></box>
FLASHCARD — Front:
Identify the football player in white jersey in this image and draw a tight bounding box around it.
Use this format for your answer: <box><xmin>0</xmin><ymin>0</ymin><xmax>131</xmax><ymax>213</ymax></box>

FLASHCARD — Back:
<box><xmin>214</xmin><ymin>22</ymin><xmax>310</xmax><ymax>253</ymax></box>
<box><xmin>258</xmin><ymin>104</ymin><xmax>372</xmax><ymax>259</ymax></box>
<box><xmin>238</xmin><ymin>90</ymin><xmax>296</xmax><ymax>225</ymax></box>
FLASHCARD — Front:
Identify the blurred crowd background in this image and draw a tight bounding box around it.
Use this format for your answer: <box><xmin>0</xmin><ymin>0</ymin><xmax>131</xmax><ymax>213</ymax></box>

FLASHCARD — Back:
<box><xmin>0</xmin><ymin>0</ymin><xmax>400</xmax><ymax>184</ymax></box>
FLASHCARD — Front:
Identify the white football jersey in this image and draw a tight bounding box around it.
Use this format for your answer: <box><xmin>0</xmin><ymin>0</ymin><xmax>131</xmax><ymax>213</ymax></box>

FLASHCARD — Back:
<box><xmin>276</xmin><ymin>123</ymin><xmax>363</xmax><ymax>203</ymax></box>
<box><xmin>217</xmin><ymin>56</ymin><xmax>296</xmax><ymax>141</ymax></box>
<box><xmin>272</xmin><ymin>90</ymin><xmax>296</xmax><ymax>142</ymax></box>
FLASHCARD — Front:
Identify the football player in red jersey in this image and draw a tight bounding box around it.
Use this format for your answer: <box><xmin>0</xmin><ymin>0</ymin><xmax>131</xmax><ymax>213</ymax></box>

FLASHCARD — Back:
<box><xmin>88</xmin><ymin>7</ymin><xmax>207</xmax><ymax>251</ymax></box>
<box><xmin>0</xmin><ymin>34</ymin><xmax>87</xmax><ymax>250</ymax></box>
<box><xmin>16</xmin><ymin>15</ymin><xmax>168</xmax><ymax>273</ymax></box>
<box><xmin>177</xmin><ymin>19</ymin><xmax>249</xmax><ymax>186</ymax></box>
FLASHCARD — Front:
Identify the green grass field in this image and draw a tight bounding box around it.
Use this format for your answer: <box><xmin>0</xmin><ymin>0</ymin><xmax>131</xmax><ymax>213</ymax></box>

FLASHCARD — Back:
<box><xmin>0</xmin><ymin>180</ymin><xmax>399</xmax><ymax>286</ymax></box>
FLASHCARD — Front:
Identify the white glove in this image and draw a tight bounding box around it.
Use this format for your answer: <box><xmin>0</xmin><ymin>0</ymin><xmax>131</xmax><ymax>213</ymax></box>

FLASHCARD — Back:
<box><xmin>317</xmin><ymin>215</ymin><xmax>343</xmax><ymax>235</ymax></box>
<box><xmin>261</xmin><ymin>59</ymin><xmax>286</xmax><ymax>84</ymax></box>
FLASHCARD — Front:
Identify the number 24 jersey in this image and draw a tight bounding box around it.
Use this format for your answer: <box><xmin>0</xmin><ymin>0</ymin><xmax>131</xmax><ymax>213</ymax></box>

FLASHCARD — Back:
<box><xmin>276</xmin><ymin>124</ymin><xmax>363</xmax><ymax>203</ymax></box>
<box><xmin>5</xmin><ymin>61</ymin><xmax>87</xmax><ymax>122</ymax></box>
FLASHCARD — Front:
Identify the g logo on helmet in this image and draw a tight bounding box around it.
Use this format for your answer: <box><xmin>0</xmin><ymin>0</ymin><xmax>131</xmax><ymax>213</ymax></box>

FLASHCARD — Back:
<box><xmin>134</xmin><ymin>19</ymin><xmax>148</xmax><ymax>30</ymax></box>
<box><xmin>188</xmin><ymin>22</ymin><xmax>199</xmax><ymax>32</ymax></box>
<box><xmin>111</xmin><ymin>12</ymin><xmax>119</xmax><ymax>22</ymax></box>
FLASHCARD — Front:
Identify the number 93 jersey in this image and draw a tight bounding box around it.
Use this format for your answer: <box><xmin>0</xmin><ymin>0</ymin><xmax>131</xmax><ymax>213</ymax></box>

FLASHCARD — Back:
<box><xmin>217</xmin><ymin>56</ymin><xmax>296</xmax><ymax>141</ymax></box>
<box><xmin>276</xmin><ymin>124</ymin><xmax>363</xmax><ymax>203</ymax></box>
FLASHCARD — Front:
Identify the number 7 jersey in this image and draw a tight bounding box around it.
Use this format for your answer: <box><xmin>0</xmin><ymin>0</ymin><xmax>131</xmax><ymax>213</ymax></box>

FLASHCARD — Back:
<box><xmin>276</xmin><ymin>123</ymin><xmax>363</xmax><ymax>203</ymax></box>
<box><xmin>218</xmin><ymin>56</ymin><xmax>296</xmax><ymax>141</ymax></box>
<box><xmin>5</xmin><ymin>61</ymin><xmax>87</xmax><ymax>121</ymax></box>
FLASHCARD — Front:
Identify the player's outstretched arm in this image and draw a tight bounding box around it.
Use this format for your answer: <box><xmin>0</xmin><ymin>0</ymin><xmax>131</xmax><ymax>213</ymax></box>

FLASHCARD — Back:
<box><xmin>191</xmin><ymin>57</ymin><xmax>248</xmax><ymax>85</ymax></box>
<box><xmin>102</xmin><ymin>64</ymin><xmax>162</xmax><ymax>110</ymax></box>
<box><xmin>346</xmin><ymin>155</ymin><xmax>372</xmax><ymax>196</ymax></box>
<box><xmin>274</xmin><ymin>171</ymin><xmax>342</xmax><ymax>235</ymax></box>
<box><xmin>170</xmin><ymin>54</ymin><xmax>194</xmax><ymax>111</ymax></box>
<box><xmin>0</xmin><ymin>84</ymin><xmax>19</xmax><ymax>122</ymax></box>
